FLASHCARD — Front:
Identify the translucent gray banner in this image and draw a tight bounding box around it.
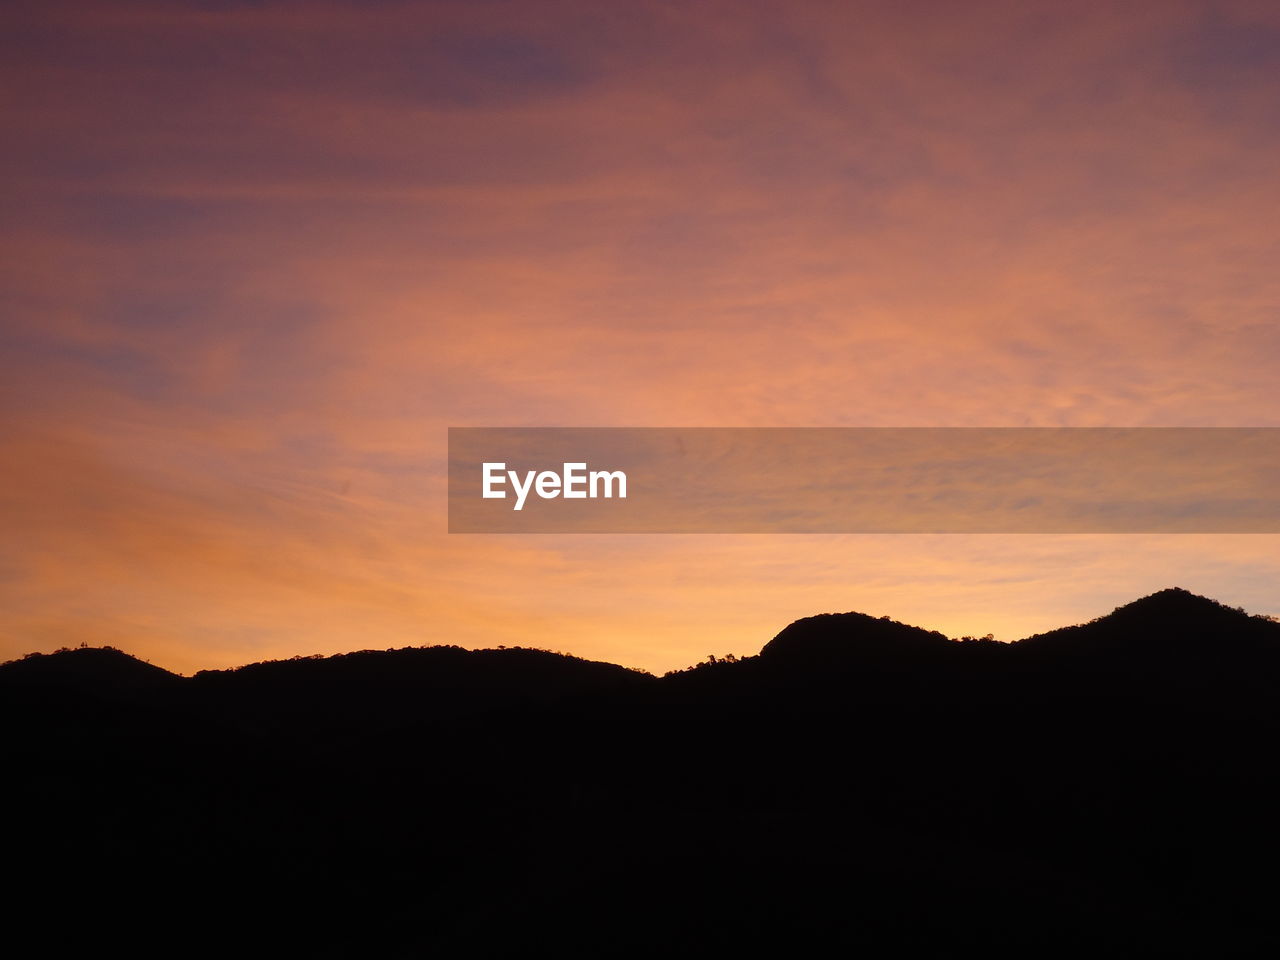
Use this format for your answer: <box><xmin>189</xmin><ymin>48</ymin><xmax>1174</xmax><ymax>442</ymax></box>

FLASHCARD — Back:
<box><xmin>448</xmin><ymin>428</ymin><xmax>1280</xmax><ymax>533</ymax></box>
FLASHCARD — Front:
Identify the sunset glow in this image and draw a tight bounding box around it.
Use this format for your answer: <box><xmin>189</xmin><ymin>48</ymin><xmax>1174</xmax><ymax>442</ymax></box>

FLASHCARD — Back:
<box><xmin>3</xmin><ymin>0</ymin><xmax>1278</xmax><ymax>673</ymax></box>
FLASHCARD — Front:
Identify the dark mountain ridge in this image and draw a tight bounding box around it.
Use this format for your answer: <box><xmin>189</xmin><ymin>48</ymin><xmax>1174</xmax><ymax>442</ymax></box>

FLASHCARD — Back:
<box><xmin>759</xmin><ymin>609</ymin><xmax>955</xmax><ymax>666</ymax></box>
<box><xmin>5</xmin><ymin>587</ymin><xmax>1280</xmax><ymax>956</ymax></box>
<box><xmin>6</xmin><ymin>587</ymin><xmax>1273</xmax><ymax>692</ymax></box>
<box><xmin>0</xmin><ymin>643</ymin><xmax>182</xmax><ymax>691</ymax></box>
<box><xmin>1016</xmin><ymin>586</ymin><xmax>1280</xmax><ymax>657</ymax></box>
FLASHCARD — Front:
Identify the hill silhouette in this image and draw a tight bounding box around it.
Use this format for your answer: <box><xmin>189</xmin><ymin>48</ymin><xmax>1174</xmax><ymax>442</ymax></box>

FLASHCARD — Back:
<box><xmin>759</xmin><ymin>609</ymin><xmax>955</xmax><ymax>666</ymax></box>
<box><xmin>1018</xmin><ymin>586</ymin><xmax>1280</xmax><ymax>658</ymax></box>
<box><xmin>189</xmin><ymin>645</ymin><xmax>654</xmax><ymax>733</ymax></box>
<box><xmin>4</xmin><ymin>588</ymin><xmax>1280</xmax><ymax>956</ymax></box>
<box><xmin>0</xmin><ymin>644</ymin><xmax>181</xmax><ymax>693</ymax></box>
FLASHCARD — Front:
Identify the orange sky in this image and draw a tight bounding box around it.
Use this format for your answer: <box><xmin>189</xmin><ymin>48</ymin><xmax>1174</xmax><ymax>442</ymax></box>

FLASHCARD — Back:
<box><xmin>3</xmin><ymin>0</ymin><xmax>1278</xmax><ymax>674</ymax></box>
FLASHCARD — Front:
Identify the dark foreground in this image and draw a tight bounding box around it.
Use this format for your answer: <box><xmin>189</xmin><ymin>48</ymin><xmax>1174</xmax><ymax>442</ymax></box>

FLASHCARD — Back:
<box><xmin>5</xmin><ymin>588</ymin><xmax>1280</xmax><ymax>956</ymax></box>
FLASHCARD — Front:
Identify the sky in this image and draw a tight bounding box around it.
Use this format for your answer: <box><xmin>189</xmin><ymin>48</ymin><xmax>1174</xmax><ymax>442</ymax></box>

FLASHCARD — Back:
<box><xmin>2</xmin><ymin>0</ymin><xmax>1279</xmax><ymax>674</ymax></box>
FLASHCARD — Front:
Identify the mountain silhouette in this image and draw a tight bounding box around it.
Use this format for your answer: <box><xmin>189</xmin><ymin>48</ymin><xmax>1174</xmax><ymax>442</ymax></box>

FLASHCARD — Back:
<box><xmin>759</xmin><ymin>610</ymin><xmax>954</xmax><ymax>666</ymax></box>
<box><xmin>5</xmin><ymin>588</ymin><xmax>1280</xmax><ymax>956</ymax></box>
<box><xmin>0</xmin><ymin>644</ymin><xmax>181</xmax><ymax>694</ymax></box>
<box><xmin>1017</xmin><ymin>586</ymin><xmax>1280</xmax><ymax>658</ymax></box>
<box><xmin>188</xmin><ymin>645</ymin><xmax>654</xmax><ymax>733</ymax></box>
<box><xmin>196</xmin><ymin>643</ymin><xmax>648</xmax><ymax>696</ymax></box>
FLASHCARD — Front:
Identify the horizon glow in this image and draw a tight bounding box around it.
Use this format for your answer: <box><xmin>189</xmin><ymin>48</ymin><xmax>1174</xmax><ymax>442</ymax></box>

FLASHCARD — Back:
<box><xmin>3</xmin><ymin>0</ymin><xmax>1279</xmax><ymax>675</ymax></box>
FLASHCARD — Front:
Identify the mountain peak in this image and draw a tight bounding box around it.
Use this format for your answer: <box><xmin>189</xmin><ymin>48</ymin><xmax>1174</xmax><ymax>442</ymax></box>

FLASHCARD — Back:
<box><xmin>1109</xmin><ymin>587</ymin><xmax>1229</xmax><ymax>615</ymax></box>
<box><xmin>1017</xmin><ymin>588</ymin><xmax>1279</xmax><ymax>658</ymax></box>
<box><xmin>759</xmin><ymin>610</ymin><xmax>953</xmax><ymax>670</ymax></box>
<box><xmin>0</xmin><ymin>645</ymin><xmax>181</xmax><ymax>692</ymax></box>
